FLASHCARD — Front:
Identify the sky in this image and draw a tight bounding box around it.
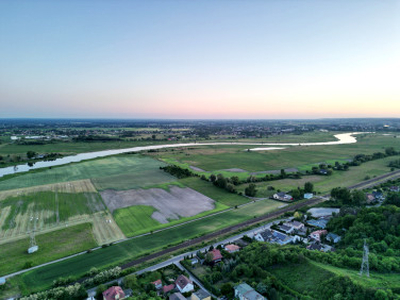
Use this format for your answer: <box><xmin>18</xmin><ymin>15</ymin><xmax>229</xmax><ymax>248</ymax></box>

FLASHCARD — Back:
<box><xmin>0</xmin><ymin>0</ymin><xmax>399</xmax><ymax>119</ymax></box>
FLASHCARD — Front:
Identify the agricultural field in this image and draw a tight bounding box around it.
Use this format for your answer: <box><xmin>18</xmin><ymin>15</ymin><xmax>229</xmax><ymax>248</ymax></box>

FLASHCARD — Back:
<box><xmin>13</xmin><ymin>198</ymin><xmax>284</xmax><ymax>295</ymax></box>
<box><xmin>106</xmin><ymin>186</ymin><xmax>228</xmax><ymax>236</ymax></box>
<box><xmin>0</xmin><ymin>154</ymin><xmax>174</xmax><ymax>191</ymax></box>
<box><xmin>0</xmin><ymin>223</ymin><xmax>97</xmax><ymax>276</ymax></box>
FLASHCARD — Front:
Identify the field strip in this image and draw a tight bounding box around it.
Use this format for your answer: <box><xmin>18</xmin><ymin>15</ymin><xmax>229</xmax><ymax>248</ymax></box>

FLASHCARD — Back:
<box><xmin>92</xmin><ymin>212</ymin><xmax>125</xmax><ymax>245</ymax></box>
<box><xmin>0</xmin><ymin>179</ymin><xmax>97</xmax><ymax>201</ymax></box>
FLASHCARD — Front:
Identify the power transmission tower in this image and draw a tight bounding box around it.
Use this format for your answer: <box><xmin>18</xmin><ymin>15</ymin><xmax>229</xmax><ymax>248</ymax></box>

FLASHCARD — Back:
<box><xmin>27</xmin><ymin>215</ymin><xmax>39</xmax><ymax>254</ymax></box>
<box><xmin>359</xmin><ymin>239</ymin><xmax>369</xmax><ymax>277</ymax></box>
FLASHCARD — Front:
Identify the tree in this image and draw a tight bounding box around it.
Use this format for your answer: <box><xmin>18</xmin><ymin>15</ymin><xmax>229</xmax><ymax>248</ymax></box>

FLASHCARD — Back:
<box><xmin>215</xmin><ymin>174</ymin><xmax>227</xmax><ymax>189</ymax></box>
<box><xmin>221</xmin><ymin>283</ymin><xmax>233</xmax><ymax>297</ymax></box>
<box><xmin>95</xmin><ymin>284</ymin><xmax>107</xmax><ymax>300</ymax></box>
<box><xmin>385</xmin><ymin>193</ymin><xmax>400</xmax><ymax>207</ymax></box>
<box><xmin>291</xmin><ymin>189</ymin><xmax>301</xmax><ymax>200</ymax></box>
<box><xmin>210</xmin><ymin>174</ymin><xmax>216</xmax><ymax>183</ymax></box>
<box><xmin>27</xmin><ymin>151</ymin><xmax>37</xmax><ymax>159</ymax></box>
<box><xmin>245</xmin><ymin>183</ymin><xmax>257</xmax><ymax>197</ymax></box>
<box><xmin>304</xmin><ymin>182</ymin><xmax>314</xmax><ymax>193</ymax></box>
<box><xmin>124</xmin><ymin>274</ymin><xmax>138</xmax><ymax>289</ymax></box>
<box><xmin>230</xmin><ymin>176</ymin><xmax>240</xmax><ymax>185</ymax></box>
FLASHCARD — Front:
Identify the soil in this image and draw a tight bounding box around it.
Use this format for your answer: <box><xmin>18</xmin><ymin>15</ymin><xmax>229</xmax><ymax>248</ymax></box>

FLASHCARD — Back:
<box><xmin>101</xmin><ymin>186</ymin><xmax>215</xmax><ymax>223</ymax></box>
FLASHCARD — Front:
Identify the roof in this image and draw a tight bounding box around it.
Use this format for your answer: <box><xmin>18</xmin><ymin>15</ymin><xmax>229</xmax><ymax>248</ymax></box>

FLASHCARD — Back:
<box><xmin>310</xmin><ymin>230</ymin><xmax>328</xmax><ymax>236</ymax></box>
<box><xmin>286</xmin><ymin>220</ymin><xmax>304</xmax><ymax>228</ymax></box>
<box><xmin>235</xmin><ymin>283</ymin><xmax>254</xmax><ymax>295</ymax></box>
<box><xmin>276</xmin><ymin>192</ymin><xmax>286</xmax><ymax>197</ymax></box>
<box><xmin>102</xmin><ymin>286</ymin><xmax>125</xmax><ymax>300</ymax></box>
<box><xmin>307</xmin><ymin>219</ymin><xmax>328</xmax><ymax>229</ymax></box>
<box><xmin>175</xmin><ymin>274</ymin><xmax>192</xmax><ymax>290</ymax></box>
<box><xmin>152</xmin><ymin>279</ymin><xmax>162</xmax><ymax>286</ymax></box>
<box><xmin>163</xmin><ymin>284</ymin><xmax>175</xmax><ymax>293</ymax></box>
<box><xmin>278</xmin><ymin>224</ymin><xmax>292</xmax><ymax>232</ymax></box>
<box><xmin>307</xmin><ymin>243</ymin><xmax>322</xmax><ymax>250</ymax></box>
<box><xmin>209</xmin><ymin>249</ymin><xmax>223</xmax><ymax>261</ymax></box>
<box><xmin>327</xmin><ymin>233</ymin><xmax>341</xmax><ymax>240</ymax></box>
<box><xmin>169</xmin><ymin>292</ymin><xmax>187</xmax><ymax>300</ymax></box>
<box><xmin>225</xmin><ymin>244</ymin><xmax>240</xmax><ymax>252</ymax></box>
<box><xmin>193</xmin><ymin>289</ymin><xmax>210</xmax><ymax>299</ymax></box>
<box><xmin>273</xmin><ymin>231</ymin><xmax>288</xmax><ymax>241</ymax></box>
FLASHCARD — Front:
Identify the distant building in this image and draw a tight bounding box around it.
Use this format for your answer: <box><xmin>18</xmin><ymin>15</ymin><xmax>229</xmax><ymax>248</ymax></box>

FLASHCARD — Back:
<box><xmin>273</xmin><ymin>192</ymin><xmax>293</xmax><ymax>201</ymax></box>
<box><xmin>234</xmin><ymin>283</ymin><xmax>265</xmax><ymax>300</ymax></box>
<box><xmin>175</xmin><ymin>275</ymin><xmax>194</xmax><ymax>293</ymax></box>
<box><xmin>304</xmin><ymin>193</ymin><xmax>314</xmax><ymax>199</ymax></box>
<box><xmin>103</xmin><ymin>286</ymin><xmax>125</xmax><ymax>300</ymax></box>
<box><xmin>366</xmin><ymin>194</ymin><xmax>375</xmax><ymax>204</ymax></box>
<box><xmin>254</xmin><ymin>229</ymin><xmax>274</xmax><ymax>242</ymax></box>
<box><xmin>277</xmin><ymin>224</ymin><xmax>293</xmax><ymax>234</ymax></box>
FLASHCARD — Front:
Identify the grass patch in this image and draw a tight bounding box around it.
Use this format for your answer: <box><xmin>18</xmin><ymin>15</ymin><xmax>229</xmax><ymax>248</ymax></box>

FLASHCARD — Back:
<box><xmin>0</xmin><ymin>223</ymin><xmax>97</xmax><ymax>276</ymax></box>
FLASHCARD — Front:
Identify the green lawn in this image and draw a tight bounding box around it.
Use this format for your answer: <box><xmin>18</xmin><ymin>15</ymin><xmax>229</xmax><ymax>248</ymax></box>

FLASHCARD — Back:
<box><xmin>15</xmin><ymin>199</ymin><xmax>282</xmax><ymax>294</ymax></box>
<box><xmin>179</xmin><ymin>177</ymin><xmax>250</xmax><ymax>207</ymax></box>
<box><xmin>0</xmin><ymin>155</ymin><xmax>175</xmax><ymax>191</ymax></box>
<box><xmin>0</xmin><ymin>223</ymin><xmax>97</xmax><ymax>276</ymax></box>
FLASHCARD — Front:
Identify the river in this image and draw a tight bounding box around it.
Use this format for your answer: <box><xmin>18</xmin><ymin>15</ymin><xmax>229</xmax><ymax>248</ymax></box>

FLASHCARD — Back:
<box><xmin>0</xmin><ymin>132</ymin><xmax>366</xmax><ymax>178</ymax></box>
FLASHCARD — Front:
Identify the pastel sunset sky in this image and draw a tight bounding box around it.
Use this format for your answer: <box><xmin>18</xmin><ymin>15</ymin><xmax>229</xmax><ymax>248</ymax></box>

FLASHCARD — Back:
<box><xmin>0</xmin><ymin>1</ymin><xmax>399</xmax><ymax>119</ymax></box>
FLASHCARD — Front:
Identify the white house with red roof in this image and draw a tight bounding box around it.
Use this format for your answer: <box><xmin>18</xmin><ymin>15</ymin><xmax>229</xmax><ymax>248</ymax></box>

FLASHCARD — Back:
<box><xmin>102</xmin><ymin>286</ymin><xmax>125</xmax><ymax>300</ymax></box>
<box><xmin>175</xmin><ymin>275</ymin><xmax>194</xmax><ymax>293</ymax></box>
<box><xmin>309</xmin><ymin>230</ymin><xmax>327</xmax><ymax>242</ymax></box>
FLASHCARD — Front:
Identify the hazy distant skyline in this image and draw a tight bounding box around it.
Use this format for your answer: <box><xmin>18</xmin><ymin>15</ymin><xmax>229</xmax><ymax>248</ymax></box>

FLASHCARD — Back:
<box><xmin>1</xmin><ymin>1</ymin><xmax>399</xmax><ymax>119</ymax></box>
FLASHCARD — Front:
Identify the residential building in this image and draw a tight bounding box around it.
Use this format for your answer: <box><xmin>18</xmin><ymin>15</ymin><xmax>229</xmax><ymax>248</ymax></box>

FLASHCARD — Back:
<box><xmin>283</xmin><ymin>220</ymin><xmax>305</xmax><ymax>231</ymax></box>
<box><xmin>273</xmin><ymin>192</ymin><xmax>293</xmax><ymax>201</ymax></box>
<box><xmin>208</xmin><ymin>249</ymin><xmax>223</xmax><ymax>264</ymax></box>
<box><xmin>224</xmin><ymin>244</ymin><xmax>240</xmax><ymax>253</ymax></box>
<box><xmin>309</xmin><ymin>230</ymin><xmax>328</xmax><ymax>242</ymax></box>
<box><xmin>102</xmin><ymin>286</ymin><xmax>125</xmax><ymax>300</ymax></box>
<box><xmin>389</xmin><ymin>186</ymin><xmax>399</xmax><ymax>192</ymax></box>
<box><xmin>306</xmin><ymin>218</ymin><xmax>328</xmax><ymax>229</ymax></box>
<box><xmin>169</xmin><ymin>292</ymin><xmax>187</xmax><ymax>300</ymax></box>
<box><xmin>191</xmin><ymin>289</ymin><xmax>211</xmax><ymax>300</ymax></box>
<box><xmin>175</xmin><ymin>275</ymin><xmax>194</xmax><ymax>293</ymax></box>
<box><xmin>307</xmin><ymin>243</ymin><xmax>323</xmax><ymax>251</ymax></box>
<box><xmin>326</xmin><ymin>233</ymin><xmax>341</xmax><ymax>243</ymax></box>
<box><xmin>277</xmin><ymin>224</ymin><xmax>293</xmax><ymax>234</ymax></box>
<box><xmin>254</xmin><ymin>229</ymin><xmax>274</xmax><ymax>242</ymax></box>
<box><xmin>234</xmin><ymin>283</ymin><xmax>265</xmax><ymax>300</ymax></box>
<box><xmin>366</xmin><ymin>194</ymin><xmax>375</xmax><ymax>204</ymax></box>
<box><xmin>152</xmin><ymin>279</ymin><xmax>162</xmax><ymax>290</ymax></box>
<box><xmin>163</xmin><ymin>284</ymin><xmax>175</xmax><ymax>294</ymax></box>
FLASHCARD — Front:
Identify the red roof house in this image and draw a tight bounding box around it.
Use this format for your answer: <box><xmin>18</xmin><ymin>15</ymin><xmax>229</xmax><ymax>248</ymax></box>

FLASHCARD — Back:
<box><xmin>209</xmin><ymin>249</ymin><xmax>223</xmax><ymax>263</ymax></box>
<box><xmin>152</xmin><ymin>279</ymin><xmax>162</xmax><ymax>290</ymax></box>
<box><xmin>224</xmin><ymin>244</ymin><xmax>240</xmax><ymax>253</ymax></box>
<box><xmin>103</xmin><ymin>286</ymin><xmax>125</xmax><ymax>300</ymax></box>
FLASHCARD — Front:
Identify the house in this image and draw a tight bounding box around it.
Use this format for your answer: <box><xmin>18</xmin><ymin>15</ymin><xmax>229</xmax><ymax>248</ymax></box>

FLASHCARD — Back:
<box><xmin>163</xmin><ymin>284</ymin><xmax>175</xmax><ymax>294</ymax></box>
<box><xmin>366</xmin><ymin>194</ymin><xmax>375</xmax><ymax>204</ymax></box>
<box><xmin>254</xmin><ymin>229</ymin><xmax>274</xmax><ymax>242</ymax></box>
<box><xmin>272</xmin><ymin>231</ymin><xmax>295</xmax><ymax>245</ymax></box>
<box><xmin>175</xmin><ymin>275</ymin><xmax>194</xmax><ymax>293</ymax></box>
<box><xmin>307</xmin><ymin>242</ymin><xmax>323</xmax><ymax>251</ymax></box>
<box><xmin>372</xmin><ymin>191</ymin><xmax>385</xmax><ymax>201</ymax></box>
<box><xmin>309</xmin><ymin>230</ymin><xmax>328</xmax><ymax>242</ymax></box>
<box><xmin>169</xmin><ymin>292</ymin><xmax>187</xmax><ymax>300</ymax></box>
<box><xmin>152</xmin><ymin>279</ymin><xmax>163</xmax><ymax>290</ymax></box>
<box><xmin>326</xmin><ymin>233</ymin><xmax>341</xmax><ymax>243</ymax></box>
<box><xmin>389</xmin><ymin>186</ymin><xmax>400</xmax><ymax>192</ymax></box>
<box><xmin>306</xmin><ymin>219</ymin><xmax>328</xmax><ymax>229</ymax></box>
<box><xmin>304</xmin><ymin>193</ymin><xmax>314</xmax><ymax>199</ymax></box>
<box><xmin>273</xmin><ymin>192</ymin><xmax>293</xmax><ymax>201</ymax></box>
<box><xmin>102</xmin><ymin>286</ymin><xmax>125</xmax><ymax>300</ymax></box>
<box><xmin>319</xmin><ymin>169</ymin><xmax>328</xmax><ymax>175</ymax></box>
<box><xmin>234</xmin><ymin>283</ymin><xmax>265</xmax><ymax>300</ymax></box>
<box><xmin>208</xmin><ymin>249</ymin><xmax>223</xmax><ymax>264</ymax></box>
<box><xmin>283</xmin><ymin>220</ymin><xmax>305</xmax><ymax>231</ymax></box>
<box><xmin>191</xmin><ymin>289</ymin><xmax>211</xmax><ymax>300</ymax></box>
<box><xmin>277</xmin><ymin>224</ymin><xmax>293</xmax><ymax>234</ymax></box>
<box><xmin>224</xmin><ymin>244</ymin><xmax>240</xmax><ymax>253</ymax></box>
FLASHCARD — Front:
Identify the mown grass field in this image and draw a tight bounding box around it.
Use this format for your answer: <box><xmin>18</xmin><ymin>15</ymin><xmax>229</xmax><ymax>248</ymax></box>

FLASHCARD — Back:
<box><xmin>14</xmin><ymin>198</ymin><xmax>283</xmax><ymax>294</ymax></box>
<box><xmin>0</xmin><ymin>223</ymin><xmax>97</xmax><ymax>276</ymax></box>
<box><xmin>0</xmin><ymin>155</ymin><xmax>174</xmax><ymax>191</ymax></box>
<box><xmin>151</xmin><ymin>133</ymin><xmax>400</xmax><ymax>172</ymax></box>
